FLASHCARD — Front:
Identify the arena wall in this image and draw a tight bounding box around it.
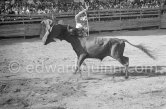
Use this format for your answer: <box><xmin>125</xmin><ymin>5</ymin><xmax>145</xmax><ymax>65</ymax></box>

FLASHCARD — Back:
<box><xmin>0</xmin><ymin>8</ymin><xmax>166</xmax><ymax>38</ymax></box>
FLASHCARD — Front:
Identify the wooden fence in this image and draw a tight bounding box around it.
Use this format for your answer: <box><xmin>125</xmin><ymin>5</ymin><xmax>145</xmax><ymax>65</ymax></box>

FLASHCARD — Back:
<box><xmin>0</xmin><ymin>14</ymin><xmax>44</xmax><ymax>37</ymax></box>
<box><xmin>88</xmin><ymin>8</ymin><xmax>161</xmax><ymax>31</ymax></box>
<box><xmin>0</xmin><ymin>8</ymin><xmax>166</xmax><ymax>37</ymax></box>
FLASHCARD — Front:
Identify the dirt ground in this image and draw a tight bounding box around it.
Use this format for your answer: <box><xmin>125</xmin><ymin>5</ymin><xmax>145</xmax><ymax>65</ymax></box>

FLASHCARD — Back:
<box><xmin>0</xmin><ymin>29</ymin><xmax>166</xmax><ymax>109</ymax></box>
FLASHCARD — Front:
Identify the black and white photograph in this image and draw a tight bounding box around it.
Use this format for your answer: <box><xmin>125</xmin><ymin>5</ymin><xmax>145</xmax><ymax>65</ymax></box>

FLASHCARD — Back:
<box><xmin>0</xmin><ymin>0</ymin><xmax>166</xmax><ymax>109</ymax></box>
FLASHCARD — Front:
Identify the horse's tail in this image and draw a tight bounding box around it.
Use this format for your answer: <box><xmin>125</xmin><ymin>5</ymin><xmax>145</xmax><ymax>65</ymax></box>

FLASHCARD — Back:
<box><xmin>123</xmin><ymin>39</ymin><xmax>156</xmax><ymax>60</ymax></box>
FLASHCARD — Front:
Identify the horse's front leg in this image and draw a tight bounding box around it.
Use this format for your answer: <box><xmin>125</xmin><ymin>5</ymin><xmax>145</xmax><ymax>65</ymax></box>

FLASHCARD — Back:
<box><xmin>74</xmin><ymin>54</ymin><xmax>87</xmax><ymax>76</ymax></box>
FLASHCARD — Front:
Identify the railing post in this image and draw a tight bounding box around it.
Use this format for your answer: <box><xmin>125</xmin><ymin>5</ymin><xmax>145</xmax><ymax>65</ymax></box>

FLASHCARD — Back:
<box><xmin>120</xmin><ymin>4</ymin><xmax>122</xmax><ymax>30</ymax></box>
<box><xmin>120</xmin><ymin>9</ymin><xmax>121</xmax><ymax>21</ymax></box>
<box><xmin>140</xmin><ymin>9</ymin><xmax>142</xmax><ymax>29</ymax></box>
<box><xmin>140</xmin><ymin>9</ymin><xmax>142</xmax><ymax>19</ymax></box>
<box><xmin>99</xmin><ymin>10</ymin><xmax>100</xmax><ymax>22</ymax></box>
<box><xmin>23</xmin><ymin>16</ymin><xmax>26</xmax><ymax>39</ymax></box>
<box><xmin>159</xmin><ymin>7</ymin><xmax>161</xmax><ymax>29</ymax></box>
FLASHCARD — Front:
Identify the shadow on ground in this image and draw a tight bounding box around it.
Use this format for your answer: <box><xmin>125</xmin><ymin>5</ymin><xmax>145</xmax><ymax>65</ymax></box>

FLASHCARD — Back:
<box><xmin>84</xmin><ymin>66</ymin><xmax>166</xmax><ymax>79</ymax></box>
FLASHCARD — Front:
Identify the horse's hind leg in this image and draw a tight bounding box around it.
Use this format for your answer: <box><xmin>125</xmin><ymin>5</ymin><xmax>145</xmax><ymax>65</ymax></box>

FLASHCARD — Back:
<box><xmin>118</xmin><ymin>56</ymin><xmax>129</xmax><ymax>79</ymax></box>
<box><xmin>110</xmin><ymin>42</ymin><xmax>129</xmax><ymax>79</ymax></box>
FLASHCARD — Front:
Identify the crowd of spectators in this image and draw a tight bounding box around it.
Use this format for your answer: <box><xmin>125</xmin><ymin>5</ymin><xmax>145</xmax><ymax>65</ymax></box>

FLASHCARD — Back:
<box><xmin>0</xmin><ymin>0</ymin><xmax>162</xmax><ymax>15</ymax></box>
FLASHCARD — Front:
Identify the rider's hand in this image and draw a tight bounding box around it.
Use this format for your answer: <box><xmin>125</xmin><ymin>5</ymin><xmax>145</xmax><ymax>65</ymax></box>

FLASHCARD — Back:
<box><xmin>85</xmin><ymin>2</ymin><xmax>89</xmax><ymax>9</ymax></box>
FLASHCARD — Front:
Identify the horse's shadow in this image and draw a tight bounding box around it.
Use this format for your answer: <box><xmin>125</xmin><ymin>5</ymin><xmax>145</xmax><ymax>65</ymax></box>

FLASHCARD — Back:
<box><xmin>83</xmin><ymin>66</ymin><xmax>166</xmax><ymax>80</ymax></box>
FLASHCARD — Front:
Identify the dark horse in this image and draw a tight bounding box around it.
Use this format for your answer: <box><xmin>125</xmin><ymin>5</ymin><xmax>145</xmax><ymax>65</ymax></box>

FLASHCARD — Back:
<box><xmin>42</xmin><ymin>24</ymin><xmax>155</xmax><ymax>79</ymax></box>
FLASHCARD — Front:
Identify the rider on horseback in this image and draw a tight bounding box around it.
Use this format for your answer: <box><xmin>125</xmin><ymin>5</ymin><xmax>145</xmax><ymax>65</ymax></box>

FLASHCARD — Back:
<box><xmin>74</xmin><ymin>2</ymin><xmax>89</xmax><ymax>37</ymax></box>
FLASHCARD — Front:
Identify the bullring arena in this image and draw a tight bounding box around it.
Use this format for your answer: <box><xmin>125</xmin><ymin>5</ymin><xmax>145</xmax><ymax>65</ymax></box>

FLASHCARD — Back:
<box><xmin>1</xmin><ymin>0</ymin><xmax>166</xmax><ymax>109</ymax></box>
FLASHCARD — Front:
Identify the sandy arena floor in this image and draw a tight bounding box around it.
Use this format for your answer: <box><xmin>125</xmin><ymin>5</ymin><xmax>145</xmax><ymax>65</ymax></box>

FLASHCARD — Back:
<box><xmin>0</xmin><ymin>29</ymin><xmax>166</xmax><ymax>109</ymax></box>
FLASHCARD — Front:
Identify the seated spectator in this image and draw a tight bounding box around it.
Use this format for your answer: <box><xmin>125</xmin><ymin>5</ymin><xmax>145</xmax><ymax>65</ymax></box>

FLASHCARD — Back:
<box><xmin>0</xmin><ymin>0</ymin><xmax>162</xmax><ymax>15</ymax></box>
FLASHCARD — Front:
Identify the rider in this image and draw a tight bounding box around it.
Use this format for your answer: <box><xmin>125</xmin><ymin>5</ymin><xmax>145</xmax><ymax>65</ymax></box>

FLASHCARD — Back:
<box><xmin>75</xmin><ymin>3</ymin><xmax>89</xmax><ymax>36</ymax></box>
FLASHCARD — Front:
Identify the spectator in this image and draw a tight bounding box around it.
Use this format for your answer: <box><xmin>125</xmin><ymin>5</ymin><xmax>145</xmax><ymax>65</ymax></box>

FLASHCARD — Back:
<box><xmin>0</xmin><ymin>0</ymin><xmax>161</xmax><ymax>15</ymax></box>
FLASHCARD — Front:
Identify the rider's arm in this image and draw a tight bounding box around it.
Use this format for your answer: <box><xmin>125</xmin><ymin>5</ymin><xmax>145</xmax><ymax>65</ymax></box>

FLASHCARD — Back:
<box><xmin>75</xmin><ymin>8</ymin><xmax>88</xmax><ymax>22</ymax></box>
<box><xmin>75</xmin><ymin>3</ymin><xmax>89</xmax><ymax>23</ymax></box>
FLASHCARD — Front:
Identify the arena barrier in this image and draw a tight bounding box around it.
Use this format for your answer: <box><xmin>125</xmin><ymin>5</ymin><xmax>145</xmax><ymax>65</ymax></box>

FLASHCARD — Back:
<box><xmin>0</xmin><ymin>14</ymin><xmax>44</xmax><ymax>37</ymax></box>
<box><xmin>0</xmin><ymin>8</ymin><xmax>166</xmax><ymax>37</ymax></box>
<box><xmin>88</xmin><ymin>8</ymin><xmax>161</xmax><ymax>31</ymax></box>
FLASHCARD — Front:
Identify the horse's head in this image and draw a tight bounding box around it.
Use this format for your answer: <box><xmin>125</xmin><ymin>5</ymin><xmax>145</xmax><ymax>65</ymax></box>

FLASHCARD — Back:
<box><xmin>43</xmin><ymin>24</ymin><xmax>86</xmax><ymax>45</ymax></box>
<box><xmin>67</xmin><ymin>25</ymin><xmax>87</xmax><ymax>38</ymax></box>
<box><xmin>43</xmin><ymin>24</ymin><xmax>68</xmax><ymax>45</ymax></box>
